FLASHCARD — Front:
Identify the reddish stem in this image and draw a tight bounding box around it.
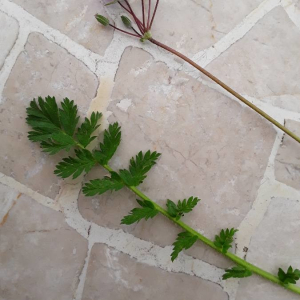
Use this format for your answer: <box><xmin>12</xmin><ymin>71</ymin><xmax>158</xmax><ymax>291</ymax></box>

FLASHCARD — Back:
<box><xmin>109</xmin><ymin>24</ymin><xmax>140</xmax><ymax>37</ymax></box>
<box><xmin>124</xmin><ymin>0</ymin><xmax>145</xmax><ymax>34</ymax></box>
<box><xmin>149</xmin><ymin>0</ymin><xmax>159</xmax><ymax>29</ymax></box>
<box><xmin>142</xmin><ymin>0</ymin><xmax>145</xmax><ymax>27</ymax></box>
<box><xmin>147</xmin><ymin>0</ymin><xmax>151</xmax><ymax>30</ymax></box>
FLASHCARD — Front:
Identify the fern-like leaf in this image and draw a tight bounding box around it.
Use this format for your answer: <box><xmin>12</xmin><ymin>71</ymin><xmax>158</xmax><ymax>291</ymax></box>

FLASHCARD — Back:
<box><xmin>94</xmin><ymin>122</ymin><xmax>121</xmax><ymax>165</ymax></box>
<box><xmin>76</xmin><ymin>112</ymin><xmax>102</xmax><ymax>148</ymax></box>
<box><xmin>55</xmin><ymin>149</ymin><xmax>96</xmax><ymax>179</ymax></box>
<box><xmin>119</xmin><ymin>150</ymin><xmax>161</xmax><ymax>186</ymax></box>
<box><xmin>214</xmin><ymin>228</ymin><xmax>238</xmax><ymax>254</ymax></box>
<box><xmin>166</xmin><ymin>197</ymin><xmax>200</xmax><ymax>220</ymax></box>
<box><xmin>121</xmin><ymin>199</ymin><xmax>158</xmax><ymax>225</ymax></box>
<box><xmin>223</xmin><ymin>266</ymin><xmax>252</xmax><ymax>280</ymax></box>
<box><xmin>82</xmin><ymin>172</ymin><xmax>124</xmax><ymax>196</ymax></box>
<box><xmin>171</xmin><ymin>232</ymin><xmax>198</xmax><ymax>261</ymax></box>
<box><xmin>59</xmin><ymin>98</ymin><xmax>79</xmax><ymax>136</ymax></box>
<box><xmin>278</xmin><ymin>266</ymin><xmax>300</xmax><ymax>285</ymax></box>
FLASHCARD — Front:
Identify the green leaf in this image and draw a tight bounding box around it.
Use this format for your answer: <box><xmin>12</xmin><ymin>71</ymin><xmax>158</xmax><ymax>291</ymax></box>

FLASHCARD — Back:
<box><xmin>82</xmin><ymin>172</ymin><xmax>124</xmax><ymax>196</ymax></box>
<box><xmin>171</xmin><ymin>232</ymin><xmax>198</xmax><ymax>261</ymax></box>
<box><xmin>166</xmin><ymin>200</ymin><xmax>178</xmax><ymax>218</ymax></box>
<box><xmin>94</xmin><ymin>122</ymin><xmax>121</xmax><ymax>165</ymax></box>
<box><xmin>54</xmin><ymin>149</ymin><xmax>96</xmax><ymax>179</ymax></box>
<box><xmin>121</xmin><ymin>15</ymin><xmax>132</xmax><ymax>28</ymax></box>
<box><xmin>278</xmin><ymin>266</ymin><xmax>300</xmax><ymax>285</ymax></box>
<box><xmin>76</xmin><ymin>112</ymin><xmax>102</xmax><ymax>148</ymax></box>
<box><xmin>95</xmin><ymin>14</ymin><xmax>110</xmax><ymax>26</ymax></box>
<box><xmin>166</xmin><ymin>197</ymin><xmax>200</xmax><ymax>220</ymax></box>
<box><xmin>222</xmin><ymin>266</ymin><xmax>252</xmax><ymax>280</ymax></box>
<box><xmin>121</xmin><ymin>199</ymin><xmax>158</xmax><ymax>225</ymax></box>
<box><xmin>119</xmin><ymin>150</ymin><xmax>161</xmax><ymax>186</ymax></box>
<box><xmin>40</xmin><ymin>132</ymin><xmax>76</xmax><ymax>154</ymax></box>
<box><xmin>214</xmin><ymin>228</ymin><xmax>238</xmax><ymax>254</ymax></box>
<box><xmin>59</xmin><ymin>98</ymin><xmax>79</xmax><ymax>136</ymax></box>
<box><xmin>26</xmin><ymin>97</ymin><xmax>79</xmax><ymax>154</ymax></box>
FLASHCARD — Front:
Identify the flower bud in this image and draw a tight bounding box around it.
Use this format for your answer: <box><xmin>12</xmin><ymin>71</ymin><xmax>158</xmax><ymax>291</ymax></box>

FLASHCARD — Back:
<box><xmin>95</xmin><ymin>14</ymin><xmax>110</xmax><ymax>26</ymax></box>
<box><xmin>121</xmin><ymin>16</ymin><xmax>132</xmax><ymax>28</ymax></box>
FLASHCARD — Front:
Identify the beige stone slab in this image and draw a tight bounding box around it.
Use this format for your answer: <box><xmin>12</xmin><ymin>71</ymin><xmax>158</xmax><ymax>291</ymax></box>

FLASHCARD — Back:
<box><xmin>130</xmin><ymin>0</ymin><xmax>263</xmax><ymax>57</ymax></box>
<box><xmin>82</xmin><ymin>243</ymin><xmax>228</xmax><ymax>300</ymax></box>
<box><xmin>275</xmin><ymin>120</ymin><xmax>300</xmax><ymax>190</ymax></box>
<box><xmin>207</xmin><ymin>7</ymin><xmax>300</xmax><ymax>112</ymax></box>
<box><xmin>235</xmin><ymin>197</ymin><xmax>300</xmax><ymax>300</ymax></box>
<box><xmin>0</xmin><ymin>12</ymin><xmax>19</xmax><ymax>70</ymax></box>
<box><xmin>10</xmin><ymin>0</ymin><xmax>114</xmax><ymax>55</ymax></box>
<box><xmin>0</xmin><ymin>33</ymin><xmax>98</xmax><ymax>198</ymax></box>
<box><xmin>0</xmin><ymin>186</ymin><xmax>88</xmax><ymax>300</ymax></box>
<box><xmin>78</xmin><ymin>47</ymin><xmax>276</xmax><ymax>267</ymax></box>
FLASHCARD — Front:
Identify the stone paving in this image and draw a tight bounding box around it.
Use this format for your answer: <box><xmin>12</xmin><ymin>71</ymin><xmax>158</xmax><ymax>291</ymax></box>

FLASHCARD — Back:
<box><xmin>0</xmin><ymin>0</ymin><xmax>300</xmax><ymax>299</ymax></box>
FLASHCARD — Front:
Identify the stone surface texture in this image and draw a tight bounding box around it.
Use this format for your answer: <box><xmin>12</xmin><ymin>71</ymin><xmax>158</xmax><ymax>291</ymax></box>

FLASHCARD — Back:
<box><xmin>1</xmin><ymin>1</ymin><xmax>300</xmax><ymax>300</ymax></box>
<box><xmin>0</xmin><ymin>187</ymin><xmax>88</xmax><ymax>300</ymax></box>
<box><xmin>0</xmin><ymin>12</ymin><xmax>19</xmax><ymax>69</ymax></box>
<box><xmin>82</xmin><ymin>243</ymin><xmax>228</xmax><ymax>300</ymax></box>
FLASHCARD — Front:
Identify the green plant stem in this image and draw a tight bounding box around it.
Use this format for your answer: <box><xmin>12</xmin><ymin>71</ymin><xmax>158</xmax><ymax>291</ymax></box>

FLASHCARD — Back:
<box><xmin>101</xmin><ymin>163</ymin><xmax>300</xmax><ymax>295</ymax></box>
<box><xmin>149</xmin><ymin>38</ymin><xmax>300</xmax><ymax>144</ymax></box>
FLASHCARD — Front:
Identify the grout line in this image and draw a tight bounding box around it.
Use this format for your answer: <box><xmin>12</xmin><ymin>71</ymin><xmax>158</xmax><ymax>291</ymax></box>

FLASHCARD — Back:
<box><xmin>281</xmin><ymin>0</ymin><xmax>300</xmax><ymax>29</ymax></box>
<box><xmin>0</xmin><ymin>172</ymin><xmax>60</xmax><ymax>211</ymax></box>
<box><xmin>186</xmin><ymin>0</ymin><xmax>281</xmax><ymax>72</ymax></box>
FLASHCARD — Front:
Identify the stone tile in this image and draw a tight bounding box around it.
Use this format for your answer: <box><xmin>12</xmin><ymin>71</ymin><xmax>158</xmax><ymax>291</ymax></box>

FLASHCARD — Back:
<box><xmin>82</xmin><ymin>243</ymin><xmax>228</xmax><ymax>300</ymax></box>
<box><xmin>275</xmin><ymin>120</ymin><xmax>300</xmax><ymax>190</ymax></box>
<box><xmin>235</xmin><ymin>197</ymin><xmax>300</xmax><ymax>300</ymax></box>
<box><xmin>0</xmin><ymin>33</ymin><xmax>98</xmax><ymax>198</ymax></box>
<box><xmin>78</xmin><ymin>47</ymin><xmax>276</xmax><ymax>267</ymax></box>
<box><xmin>0</xmin><ymin>183</ymin><xmax>20</xmax><ymax>224</ymax></box>
<box><xmin>0</xmin><ymin>187</ymin><xmax>88</xmax><ymax>300</ymax></box>
<box><xmin>0</xmin><ymin>12</ymin><xmax>19</xmax><ymax>69</ymax></box>
<box><xmin>207</xmin><ymin>7</ymin><xmax>300</xmax><ymax>112</ymax></box>
<box><xmin>11</xmin><ymin>0</ymin><xmax>113</xmax><ymax>55</ymax></box>
<box><xmin>130</xmin><ymin>0</ymin><xmax>264</xmax><ymax>57</ymax></box>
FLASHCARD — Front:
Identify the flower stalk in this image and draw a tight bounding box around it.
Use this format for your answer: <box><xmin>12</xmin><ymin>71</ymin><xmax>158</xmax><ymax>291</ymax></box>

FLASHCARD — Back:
<box><xmin>98</xmin><ymin>0</ymin><xmax>300</xmax><ymax>143</ymax></box>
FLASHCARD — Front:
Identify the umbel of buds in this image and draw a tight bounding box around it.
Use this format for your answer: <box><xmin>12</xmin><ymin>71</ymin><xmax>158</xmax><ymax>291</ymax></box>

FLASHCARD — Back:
<box><xmin>95</xmin><ymin>0</ymin><xmax>300</xmax><ymax>144</ymax></box>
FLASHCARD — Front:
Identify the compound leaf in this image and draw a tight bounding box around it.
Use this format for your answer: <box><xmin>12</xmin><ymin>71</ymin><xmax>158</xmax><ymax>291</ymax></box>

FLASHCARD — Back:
<box><xmin>119</xmin><ymin>150</ymin><xmax>161</xmax><ymax>186</ymax></box>
<box><xmin>82</xmin><ymin>172</ymin><xmax>124</xmax><ymax>196</ymax></box>
<box><xmin>76</xmin><ymin>112</ymin><xmax>102</xmax><ymax>148</ymax></box>
<box><xmin>223</xmin><ymin>266</ymin><xmax>252</xmax><ymax>280</ymax></box>
<box><xmin>54</xmin><ymin>149</ymin><xmax>96</xmax><ymax>179</ymax></box>
<box><xmin>121</xmin><ymin>199</ymin><xmax>158</xmax><ymax>225</ymax></box>
<box><xmin>214</xmin><ymin>228</ymin><xmax>238</xmax><ymax>254</ymax></box>
<box><xmin>94</xmin><ymin>122</ymin><xmax>121</xmax><ymax>165</ymax></box>
<box><xmin>278</xmin><ymin>266</ymin><xmax>300</xmax><ymax>285</ymax></box>
<box><xmin>171</xmin><ymin>232</ymin><xmax>198</xmax><ymax>261</ymax></box>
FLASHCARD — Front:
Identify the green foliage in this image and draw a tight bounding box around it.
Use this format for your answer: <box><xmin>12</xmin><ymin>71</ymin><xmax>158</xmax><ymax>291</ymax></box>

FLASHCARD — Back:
<box><xmin>59</xmin><ymin>99</ymin><xmax>80</xmax><ymax>136</ymax></box>
<box><xmin>278</xmin><ymin>266</ymin><xmax>300</xmax><ymax>285</ymax></box>
<box><xmin>105</xmin><ymin>0</ymin><xmax>119</xmax><ymax>6</ymax></box>
<box><xmin>95</xmin><ymin>14</ymin><xmax>110</xmax><ymax>26</ymax></box>
<box><xmin>171</xmin><ymin>232</ymin><xmax>198</xmax><ymax>261</ymax></box>
<box><xmin>214</xmin><ymin>228</ymin><xmax>238</xmax><ymax>254</ymax></box>
<box><xmin>94</xmin><ymin>122</ymin><xmax>121</xmax><ymax>165</ymax></box>
<box><xmin>223</xmin><ymin>266</ymin><xmax>252</xmax><ymax>280</ymax></box>
<box><xmin>166</xmin><ymin>197</ymin><xmax>200</xmax><ymax>220</ymax></box>
<box><xmin>54</xmin><ymin>149</ymin><xmax>96</xmax><ymax>179</ymax></box>
<box><xmin>119</xmin><ymin>150</ymin><xmax>161</xmax><ymax>186</ymax></box>
<box><xmin>26</xmin><ymin>97</ymin><xmax>76</xmax><ymax>154</ymax></box>
<box><xmin>121</xmin><ymin>199</ymin><xmax>158</xmax><ymax>225</ymax></box>
<box><xmin>76</xmin><ymin>112</ymin><xmax>102</xmax><ymax>148</ymax></box>
<box><xmin>83</xmin><ymin>172</ymin><xmax>124</xmax><ymax>196</ymax></box>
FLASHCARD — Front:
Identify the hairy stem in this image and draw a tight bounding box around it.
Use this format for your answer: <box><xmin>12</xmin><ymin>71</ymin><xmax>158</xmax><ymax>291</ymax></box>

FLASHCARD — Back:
<box><xmin>149</xmin><ymin>38</ymin><xmax>300</xmax><ymax>144</ymax></box>
<box><xmin>102</xmin><ymin>163</ymin><xmax>300</xmax><ymax>295</ymax></box>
